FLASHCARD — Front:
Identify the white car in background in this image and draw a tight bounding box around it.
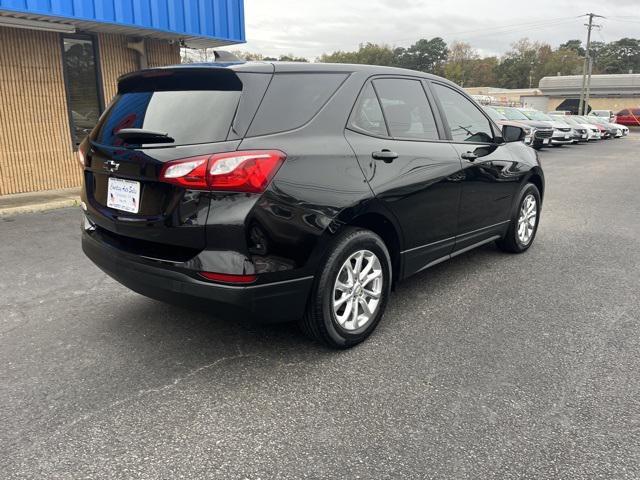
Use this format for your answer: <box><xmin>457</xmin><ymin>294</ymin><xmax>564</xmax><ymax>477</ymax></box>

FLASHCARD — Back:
<box><xmin>551</xmin><ymin>113</ymin><xmax>601</xmax><ymax>141</ymax></box>
<box><xmin>611</xmin><ymin>122</ymin><xmax>629</xmax><ymax>136</ymax></box>
<box><xmin>589</xmin><ymin>109</ymin><xmax>617</xmax><ymax>123</ymax></box>
<box><xmin>520</xmin><ymin>109</ymin><xmax>575</xmax><ymax>145</ymax></box>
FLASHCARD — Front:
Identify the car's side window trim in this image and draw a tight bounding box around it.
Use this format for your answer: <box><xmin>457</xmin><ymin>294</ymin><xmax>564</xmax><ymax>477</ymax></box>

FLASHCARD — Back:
<box><xmin>427</xmin><ymin>80</ymin><xmax>502</xmax><ymax>145</ymax></box>
<box><xmin>370</xmin><ymin>80</ymin><xmax>393</xmax><ymax>138</ymax></box>
<box><xmin>421</xmin><ymin>80</ymin><xmax>448</xmax><ymax>140</ymax></box>
<box><xmin>345</xmin><ymin>79</ymin><xmax>391</xmax><ymax>139</ymax></box>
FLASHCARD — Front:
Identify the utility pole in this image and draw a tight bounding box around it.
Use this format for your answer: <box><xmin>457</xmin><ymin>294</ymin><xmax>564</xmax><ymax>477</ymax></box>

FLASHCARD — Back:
<box><xmin>584</xmin><ymin>56</ymin><xmax>593</xmax><ymax>115</ymax></box>
<box><xmin>529</xmin><ymin>61</ymin><xmax>534</xmax><ymax>89</ymax></box>
<box><xmin>578</xmin><ymin>13</ymin><xmax>604</xmax><ymax>115</ymax></box>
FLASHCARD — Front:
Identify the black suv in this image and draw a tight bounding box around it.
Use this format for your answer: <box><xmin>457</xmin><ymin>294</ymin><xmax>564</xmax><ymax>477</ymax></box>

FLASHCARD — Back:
<box><xmin>80</xmin><ymin>62</ymin><xmax>544</xmax><ymax>348</ymax></box>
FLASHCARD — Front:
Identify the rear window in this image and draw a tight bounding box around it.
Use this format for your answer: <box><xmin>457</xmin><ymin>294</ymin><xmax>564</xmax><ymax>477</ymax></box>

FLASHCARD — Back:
<box><xmin>247</xmin><ymin>73</ymin><xmax>348</xmax><ymax>137</ymax></box>
<box><xmin>91</xmin><ymin>69</ymin><xmax>268</xmax><ymax>147</ymax></box>
<box><xmin>94</xmin><ymin>90</ymin><xmax>241</xmax><ymax>146</ymax></box>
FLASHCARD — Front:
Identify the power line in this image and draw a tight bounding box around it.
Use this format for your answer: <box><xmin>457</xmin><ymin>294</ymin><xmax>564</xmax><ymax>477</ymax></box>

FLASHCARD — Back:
<box><xmin>453</xmin><ymin>18</ymin><xmax>580</xmax><ymax>41</ymax></box>
<box><xmin>445</xmin><ymin>15</ymin><xmax>580</xmax><ymax>37</ymax></box>
<box><xmin>606</xmin><ymin>18</ymin><xmax>640</xmax><ymax>25</ymax></box>
<box><xmin>391</xmin><ymin>16</ymin><xmax>580</xmax><ymax>45</ymax></box>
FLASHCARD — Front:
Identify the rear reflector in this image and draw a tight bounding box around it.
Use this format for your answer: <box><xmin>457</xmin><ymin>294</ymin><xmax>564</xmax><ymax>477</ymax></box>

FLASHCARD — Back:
<box><xmin>199</xmin><ymin>272</ymin><xmax>257</xmax><ymax>284</ymax></box>
<box><xmin>159</xmin><ymin>150</ymin><xmax>285</xmax><ymax>193</ymax></box>
<box><xmin>77</xmin><ymin>143</ymin><xmax>87</xmax><ymax>167</ymax></box>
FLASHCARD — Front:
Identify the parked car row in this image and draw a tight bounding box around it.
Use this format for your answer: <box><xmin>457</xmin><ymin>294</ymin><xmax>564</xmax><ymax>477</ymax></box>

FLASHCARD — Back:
<box><xmin>483</xmin><ymin>105</ymin><xmax>629</xmax><ymax>150</ymax></box>
<box><xmin>555</xmin><ymin>108</ymin><xmax>640</xmax><ymax>127</ymax></box>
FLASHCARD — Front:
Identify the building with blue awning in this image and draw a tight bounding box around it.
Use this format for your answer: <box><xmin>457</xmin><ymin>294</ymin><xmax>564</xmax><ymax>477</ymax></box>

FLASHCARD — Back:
<box><xmin>0</xmin><ymin>0</ymin><xmax>245</xmax><ymax>195</ymax></box>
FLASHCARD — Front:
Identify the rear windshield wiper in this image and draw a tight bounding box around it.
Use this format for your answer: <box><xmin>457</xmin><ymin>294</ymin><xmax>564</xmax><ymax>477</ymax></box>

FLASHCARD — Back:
<box><xmin>115</xmin><ymin>128</ymin><xmax>175</xmax><ymax>144</ymax></box>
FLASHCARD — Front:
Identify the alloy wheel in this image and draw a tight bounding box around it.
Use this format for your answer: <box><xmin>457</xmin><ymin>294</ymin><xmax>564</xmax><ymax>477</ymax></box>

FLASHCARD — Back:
<box><xmin>332</xmin><ymin>250</ymin><xmax>383</xmax><ymax>331</ymax></box>
<box><xmin>517</xmin><ymin>194</ymin><xmax>537</xmax><ymax>245</ymax></box>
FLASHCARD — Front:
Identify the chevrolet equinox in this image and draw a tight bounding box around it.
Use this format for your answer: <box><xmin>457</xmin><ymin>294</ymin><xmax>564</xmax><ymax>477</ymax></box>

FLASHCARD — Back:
<box><xmin>80</xmin><ymin>62</ymin><xmax>544</xmax><ymax>348</ymax></box>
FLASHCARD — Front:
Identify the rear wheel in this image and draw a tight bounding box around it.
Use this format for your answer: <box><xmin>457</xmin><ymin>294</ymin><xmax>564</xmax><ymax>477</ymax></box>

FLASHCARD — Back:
<box><xmin>300</xmin><ymin>228</ymin><xmax>392</xmax><ymax>348</ymax></box>
<box><xmin>496</xmin><ymin>183</ymin><xmax>541</xmax><ymax>253</ymax></box>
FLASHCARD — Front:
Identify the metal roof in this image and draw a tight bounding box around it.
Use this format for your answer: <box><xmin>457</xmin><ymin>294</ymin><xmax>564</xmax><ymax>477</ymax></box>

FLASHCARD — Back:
<box><xmin>0</xmin><ymin>0</ymin><xmax>245</xmax><ymax>48</ymax></box>
<box><xmin>539</xmin><ymin>74</ymin><xmax>640</xmax><ymax>97</ymax></box>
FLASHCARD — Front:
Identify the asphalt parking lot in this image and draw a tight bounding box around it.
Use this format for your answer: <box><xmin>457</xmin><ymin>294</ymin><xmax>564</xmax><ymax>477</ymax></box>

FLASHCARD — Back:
<box><xmin>2</xmin><ymin>133</ymin><xmax>639</xmax><ymax>479</ymax></box>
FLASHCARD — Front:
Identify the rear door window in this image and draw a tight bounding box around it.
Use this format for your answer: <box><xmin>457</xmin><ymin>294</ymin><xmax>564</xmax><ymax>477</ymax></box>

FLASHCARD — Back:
<box><xmin>247</xmin><ymin>73</ymin><xmax>348</xmax><ymax>137</ymax></box>
<box><xmin>373</xmin><ymin>78</ymin><xmax>439</xmax><ymax>140</ymax></box>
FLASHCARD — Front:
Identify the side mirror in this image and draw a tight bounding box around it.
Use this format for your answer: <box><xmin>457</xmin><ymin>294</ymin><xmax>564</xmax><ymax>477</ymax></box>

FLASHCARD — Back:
<box><xmin>502</xmin><ymin>125</ymin><xmax>526</xmax><ymax>143</ymax></box>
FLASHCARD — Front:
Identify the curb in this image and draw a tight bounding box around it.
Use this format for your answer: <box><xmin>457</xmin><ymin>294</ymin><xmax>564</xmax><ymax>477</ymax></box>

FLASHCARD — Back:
<box><xmin>0</xmin><ymin>197</ymin><xmax>80</xmax><ymax>217</ymax></box>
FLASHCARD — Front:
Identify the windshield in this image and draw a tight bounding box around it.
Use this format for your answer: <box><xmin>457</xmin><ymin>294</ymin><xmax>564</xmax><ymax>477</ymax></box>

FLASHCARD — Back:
<box><xmin>484</xmin><ymin>107</ymin><xmax>507</xmax><ymax>121</ymax></box>
<box><xmin>521</xmin><ymin>110</ymin><xmax>552</xmax><ymax>121</ymax></box>
<box><xmin>493</xmin><ymin>107</ymin><xmax>528</xmax><ymax>121</ymax></box>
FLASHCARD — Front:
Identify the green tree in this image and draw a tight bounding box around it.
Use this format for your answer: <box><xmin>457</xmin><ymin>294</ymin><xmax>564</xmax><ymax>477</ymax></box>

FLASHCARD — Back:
<box><xmin>495</xmin><ymin>38</ymin><xmax>551</xmax><ymax>88</ymax></box>
<box><xmin>320</xmin><ymin>43</ymin><xmax>395</xmax><ymax>65</ymax></box>
<box><xmin>559</xmin><ymin>39</ymin><xmax>585</xmax><ymax>57</ymax></box>
<box><xmin>394</xmin><ymin>37</ymin><xmax>448</xmax><ymax>73</ymax></box>
<box><xmin>594</xmin><ymin>38</ymin><xmax>640</xmax><ymax>74</ymax></box>
<box><xmin>467</xmin><ymin>57</ymin><xmax>498</xmax><ymax>87</ymax></box>
<box><xmin>277</xmin><ymin>54</ymin><xmax>309</xmax><ymax>62</ymax></box>
<box><xmin>538</xmin><ymin>48</ymin><xmax>583</xmax><ymax>77</ymax></box>
<box><xmin>443</xmin><ymin>41</ymin><xmax>478</xmax><ymax>86</ymax></box>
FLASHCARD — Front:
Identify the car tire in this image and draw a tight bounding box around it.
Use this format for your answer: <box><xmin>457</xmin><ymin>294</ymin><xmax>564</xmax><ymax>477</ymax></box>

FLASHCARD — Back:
<box><xmin>300</xmin><ymin>227</ymin><xmax>392</xmax><ymax>349</ymax></box>
<box><xmin>496</xmin><ymin>183</ymin><xmax>541</xmax><ymax>254</ymax></box>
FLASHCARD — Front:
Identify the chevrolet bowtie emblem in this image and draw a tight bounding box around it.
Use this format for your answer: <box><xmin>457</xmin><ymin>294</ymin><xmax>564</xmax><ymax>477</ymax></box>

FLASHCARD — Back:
<box><xmin>104</xmin><ymin>160</ymin><xmax>120</xmax><ymax>173</ymax></box>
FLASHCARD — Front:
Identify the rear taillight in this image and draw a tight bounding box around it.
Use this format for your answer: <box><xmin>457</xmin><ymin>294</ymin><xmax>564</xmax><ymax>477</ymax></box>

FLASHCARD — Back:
<box><xmin>159</xmin><ymin>150</ymin><xmax>286</xmax><ymax>193</ymax></box>
<box><xmin>160</xmin><ymin>157</ymin><xmax>209</xmax><ymax>189</ymax></box>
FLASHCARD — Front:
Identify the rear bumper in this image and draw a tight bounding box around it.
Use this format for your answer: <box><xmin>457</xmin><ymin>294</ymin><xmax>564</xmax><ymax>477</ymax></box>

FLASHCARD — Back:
<box><xmin>82</xmin><ymin>227</ymin><xmax>313</xmax><ymax>323</ymax></box>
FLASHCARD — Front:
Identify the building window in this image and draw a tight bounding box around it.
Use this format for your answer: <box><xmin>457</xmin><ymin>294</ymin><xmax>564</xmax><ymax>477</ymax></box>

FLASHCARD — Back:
<box><xmin>61</xmin><ymin>34</ymin><xmax>103</xmax><ymax>147</ymax></box>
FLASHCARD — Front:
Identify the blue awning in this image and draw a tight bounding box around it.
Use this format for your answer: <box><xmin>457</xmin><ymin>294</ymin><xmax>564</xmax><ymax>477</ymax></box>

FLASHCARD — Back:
<box><xmin>0</xmin><ymin>0</ymin><xmax>245</xmax><ymax>48</ymax></box>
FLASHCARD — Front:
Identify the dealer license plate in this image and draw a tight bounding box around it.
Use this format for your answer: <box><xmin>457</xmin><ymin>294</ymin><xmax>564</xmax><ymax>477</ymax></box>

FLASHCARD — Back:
<box><xmin>107</xmin><ymin>177</ymin><xmax>140</xmax><ymax>214</ymax></box>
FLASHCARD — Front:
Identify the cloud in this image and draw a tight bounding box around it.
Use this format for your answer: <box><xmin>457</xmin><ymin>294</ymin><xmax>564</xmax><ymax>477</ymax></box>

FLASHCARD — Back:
<box><xmin>239</xmin><ymin>0</ymin><xmax>640</xmax><ymax>59</ymax></box>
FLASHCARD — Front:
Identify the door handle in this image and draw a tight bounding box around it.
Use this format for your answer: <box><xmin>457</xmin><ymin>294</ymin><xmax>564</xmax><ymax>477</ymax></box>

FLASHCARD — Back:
<box><xmin>461</xmin><ymin>151</ymin><xmax>478</xmax><ymax>162</ymax></box>
<box><xmin>372</xmin><ymin>149</ymin><xmax>398</xmax><ymax>163</ymax></box>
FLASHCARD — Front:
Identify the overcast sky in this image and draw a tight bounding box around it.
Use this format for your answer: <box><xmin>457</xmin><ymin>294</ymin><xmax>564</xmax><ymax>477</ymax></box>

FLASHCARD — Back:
<box><xmin>240</xmin><ymin>0</ymin><xmax>640</xmax><ymax>59</ymax></box>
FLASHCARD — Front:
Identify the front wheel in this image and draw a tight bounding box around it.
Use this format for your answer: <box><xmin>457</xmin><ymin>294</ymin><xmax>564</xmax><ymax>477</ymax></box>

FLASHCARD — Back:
<box><xmin>496</xmin><ymin>183</ymin><xmax>541</xmax><ymax>253</ymax></box>
<box><xmin>300</xmin><ymin>227</ymin><xmax>392</xmax><ymax>348</ymax></box>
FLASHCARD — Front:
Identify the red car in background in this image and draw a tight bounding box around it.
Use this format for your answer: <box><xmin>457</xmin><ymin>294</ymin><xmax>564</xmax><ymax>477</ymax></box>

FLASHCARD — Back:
<box><xmin>616</xmin><ymin>108</ymin><xmax>640</xmax><ymax>126</ymax></box>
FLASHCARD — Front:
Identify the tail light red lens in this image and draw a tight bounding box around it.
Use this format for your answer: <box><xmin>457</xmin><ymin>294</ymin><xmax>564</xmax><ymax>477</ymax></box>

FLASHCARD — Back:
<box><xmin>160</xmin><ymin>157</ymin><xmax>209</xmax><ymax>189</ymax></box>
<box><xmin>198</xmin><ymin>272</ymin><xmax>257</xmax><ymax>284</ymax></box>
<box><xmin>159</xmin><ymin>150</ymin><xmax>286</xmax><ymax>193</ymax></box>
